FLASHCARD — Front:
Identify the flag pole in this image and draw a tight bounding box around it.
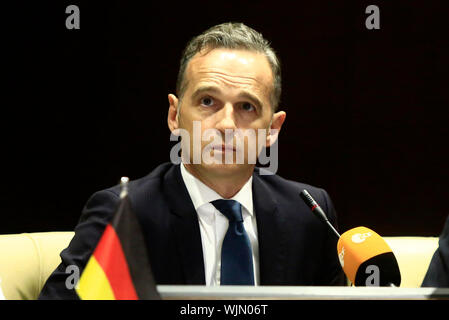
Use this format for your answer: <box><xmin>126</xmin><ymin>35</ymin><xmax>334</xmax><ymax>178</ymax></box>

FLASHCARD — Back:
<box><xmin>120</xmin><ymin>177</ymin><xmax>129</xmax><ymax>199</ymax></box>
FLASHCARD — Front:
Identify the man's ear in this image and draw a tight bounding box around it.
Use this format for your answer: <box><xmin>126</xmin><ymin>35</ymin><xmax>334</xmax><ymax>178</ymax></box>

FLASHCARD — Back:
<box><xmin>266</xmin><ymin>111</ymin><xmax>286</xmax><ymax>147</ymax></box>
<box><xmin>167</xmin><ymin>94</ymin><xmax>179</xmax><ymax>133</ymax></box>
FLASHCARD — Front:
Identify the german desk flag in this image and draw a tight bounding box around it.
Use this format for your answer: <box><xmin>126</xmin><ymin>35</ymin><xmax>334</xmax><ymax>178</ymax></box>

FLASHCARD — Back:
<box><xmin>76</xmin><ymin>178</ymin><xmax>160</xmax><ymax>300</ymax></box>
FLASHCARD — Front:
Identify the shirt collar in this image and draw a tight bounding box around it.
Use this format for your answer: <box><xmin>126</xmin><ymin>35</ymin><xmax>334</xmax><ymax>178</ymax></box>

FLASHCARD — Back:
<box><xmin>180</xmin><ymin>163</ymin><xmax>253</xmax><ymax>216</ymax></box>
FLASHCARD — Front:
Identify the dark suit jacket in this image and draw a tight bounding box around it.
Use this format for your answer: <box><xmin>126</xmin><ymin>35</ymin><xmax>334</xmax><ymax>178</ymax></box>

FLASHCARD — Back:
<box><xmin>422</xmin><ymin>215</ymin><xmax>449</xmax><ymax>287</ymax></box>
<box><xmin>39</xmin><ymin>163</ymin><xmax>345</xmax><ymax>299</ymax></box>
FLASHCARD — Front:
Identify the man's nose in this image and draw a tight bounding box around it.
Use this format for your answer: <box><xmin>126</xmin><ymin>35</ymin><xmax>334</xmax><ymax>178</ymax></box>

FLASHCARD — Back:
<box><xmin>215</xmin><ymin>103</ymin><xmax>237</xmax><ymax>131</ymax></box>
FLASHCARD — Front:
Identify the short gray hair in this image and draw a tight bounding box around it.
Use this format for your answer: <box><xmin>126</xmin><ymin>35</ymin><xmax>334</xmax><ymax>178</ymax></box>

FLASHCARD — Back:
<box><xmin>176</xmin><ymin>22</ymin><xmax>281</xmax><ymax>111</ymax></box>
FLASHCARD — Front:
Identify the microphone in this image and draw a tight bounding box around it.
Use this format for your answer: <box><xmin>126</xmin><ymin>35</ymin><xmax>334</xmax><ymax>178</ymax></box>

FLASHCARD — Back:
<box><xmin>299</xmin><ymin>189</ymin><xmax>401</xmax><ymax>287</ymax></box>
<box><xmin>337</xmin><ymin>226</ymin><xmax>401</xmax><ymax>287</ymax></box>
<box><xmin>299</xmin><ymin>189</ymin><xmax>340</xmax><ymax>238</ymax></box>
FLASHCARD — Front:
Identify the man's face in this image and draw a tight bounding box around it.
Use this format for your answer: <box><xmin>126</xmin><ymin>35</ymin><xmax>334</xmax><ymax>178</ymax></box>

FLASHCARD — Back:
<box><xmin>168</xmin><ymin>48</ymin><xmax>285</xmax><ymax>178</ymax></box>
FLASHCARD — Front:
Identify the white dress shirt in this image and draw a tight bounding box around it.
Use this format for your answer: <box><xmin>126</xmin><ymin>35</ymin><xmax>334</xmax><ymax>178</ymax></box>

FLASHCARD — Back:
<box><xmin>180</xmin><ymin>163</ymin><xmax>260</xmax><ymax>286</ymax></box>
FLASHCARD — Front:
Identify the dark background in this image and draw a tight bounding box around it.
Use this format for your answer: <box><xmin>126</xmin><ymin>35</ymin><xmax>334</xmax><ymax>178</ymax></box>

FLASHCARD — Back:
<box><xmin>3</xmin><ymin>1</ymin><xmax>448</xmax><ymax>236</ymax></box>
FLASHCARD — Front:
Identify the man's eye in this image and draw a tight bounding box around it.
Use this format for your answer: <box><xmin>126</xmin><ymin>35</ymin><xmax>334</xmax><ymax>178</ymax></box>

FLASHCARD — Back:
<box><xmin>242</xmin><ymin>102</ymin><xmax>255</xmax><ymax>112</ymax></box>
<box><xmin>200</xmin><ymin>97</ymin><xmax>214</xmax><ymax>107</ymax></box>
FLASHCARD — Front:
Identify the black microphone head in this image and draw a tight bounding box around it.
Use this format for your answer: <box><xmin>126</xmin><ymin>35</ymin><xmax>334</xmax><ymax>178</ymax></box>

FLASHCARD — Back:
<box><xmin>355</xmin><ymin>252</ymin><xmax>401</xmax><ymax>287</ymax></box>
<box><xmin>299</xmin><ymin>189</ymin><xmax>329</xmax><ymax>223</ymax></box>
<box><xmin>299</xmin><ymin>189</ymin><xmax>316</xmax><ymax>208</ymax></box>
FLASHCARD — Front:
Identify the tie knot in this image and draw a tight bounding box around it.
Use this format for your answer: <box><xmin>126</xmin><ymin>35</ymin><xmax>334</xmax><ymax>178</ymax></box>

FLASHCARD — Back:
<box><xmin>211</xmin><ymin>199</ymin><xmax>243</xmax><ymax>222</ymax></box>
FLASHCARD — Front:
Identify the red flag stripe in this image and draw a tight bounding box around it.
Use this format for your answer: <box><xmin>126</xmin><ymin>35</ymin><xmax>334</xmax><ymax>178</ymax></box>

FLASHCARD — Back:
<box><xmin>93</xmin><ymin>224</ymin><xmax>138</xmax><ymax>299</ymax></box>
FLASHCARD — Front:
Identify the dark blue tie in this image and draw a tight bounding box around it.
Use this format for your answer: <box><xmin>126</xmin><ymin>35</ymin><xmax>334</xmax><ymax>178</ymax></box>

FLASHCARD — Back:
<box><xmin>211</xmin><ymin>199</ymin><xmax>255</xmax><ymax>285</ymax></box>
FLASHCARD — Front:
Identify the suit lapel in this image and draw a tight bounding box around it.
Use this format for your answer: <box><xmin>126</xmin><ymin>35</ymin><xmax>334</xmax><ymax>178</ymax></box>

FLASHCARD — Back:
<box><xmin>163</xmin><ymin>164</ymin><xmax>205</xmax><ymax>285</ymax></box>
<box><xmin>253</xmin><ymin>172</ymin><xmax>287</xmax><ymax>285</ymax></box>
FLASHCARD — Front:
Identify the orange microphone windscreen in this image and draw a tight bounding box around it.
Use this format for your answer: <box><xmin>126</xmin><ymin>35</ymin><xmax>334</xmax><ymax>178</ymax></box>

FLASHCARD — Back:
<box><xmin>337</xmin><ymin>226</ymin><xmax>401</xmax><ymax>286</ymax></box>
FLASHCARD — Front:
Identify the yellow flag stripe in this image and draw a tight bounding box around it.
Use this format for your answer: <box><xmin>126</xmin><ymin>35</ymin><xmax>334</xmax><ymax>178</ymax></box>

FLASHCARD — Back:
<box><xmin>76</xmin><ymin>256</ymin><xmax>116</xmax><ymax>300</ymax></box>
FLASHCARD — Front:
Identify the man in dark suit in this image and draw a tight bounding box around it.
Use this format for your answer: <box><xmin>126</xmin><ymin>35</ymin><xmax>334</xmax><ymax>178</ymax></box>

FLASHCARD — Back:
<box><xmin>422</xmin><ymin>215</ymin><xmax>449</xmax><ymax>287</ymax></box>
<box><xmin>39</xmin><ymin>22</ymin><xmax>345</xmax><ymax>299</ymax></box>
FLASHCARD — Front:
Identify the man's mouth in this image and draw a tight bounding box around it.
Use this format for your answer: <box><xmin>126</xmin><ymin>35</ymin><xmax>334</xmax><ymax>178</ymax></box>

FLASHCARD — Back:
<box><xmin>212</xmin><ymin>144</ymin><xmax>236</xmax><ymax>152</ymax></box>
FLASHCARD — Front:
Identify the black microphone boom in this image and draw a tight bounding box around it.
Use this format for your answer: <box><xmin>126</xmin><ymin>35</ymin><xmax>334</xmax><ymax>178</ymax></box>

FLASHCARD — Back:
<box><xmin>299</xmin><ymin>189</ymin><xmax>341</xmax><ymax>239</ymax></box>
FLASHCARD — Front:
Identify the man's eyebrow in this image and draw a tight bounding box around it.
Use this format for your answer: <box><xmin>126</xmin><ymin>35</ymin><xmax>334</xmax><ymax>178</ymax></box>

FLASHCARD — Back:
<box><xmin>191</xmin><ymin>86</ymin><xmax>264</xmax><ymax>108</ymax></box>
<box><xmin>237</xmin><ymin>91</ymin><xmax>263</xmax><ymax>109</ymax></box>
<box><xmin>191</xmin><ymin>86</ymin><xmax>221</xmax><ymax>101</ymax></box>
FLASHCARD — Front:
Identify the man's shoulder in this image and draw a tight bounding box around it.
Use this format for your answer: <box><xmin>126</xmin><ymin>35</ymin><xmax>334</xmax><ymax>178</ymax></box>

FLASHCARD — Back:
<box><xmin>103</xmin><ymin>162</ymin><xmax>175</xmax><ymax>197</ymax></box>
<box><xmin>253</xmin><ymin>167</ymin><xmax>337</xmax><ymax>223</ymax></box>
<box><xmin>253</xmin><ymin>167</ymin><xmax>327</xmax><ymax>197</ymax></box>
